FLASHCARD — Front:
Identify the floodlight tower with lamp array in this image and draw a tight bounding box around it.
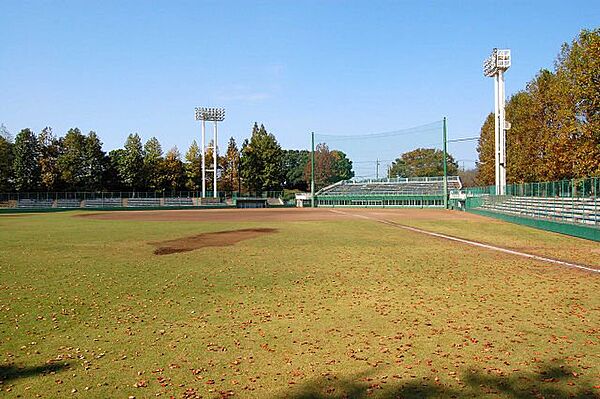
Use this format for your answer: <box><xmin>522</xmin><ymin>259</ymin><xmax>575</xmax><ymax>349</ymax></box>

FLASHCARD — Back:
<box><xmin>194</xmin><ymin>107</ymin><xmax>225</xmax><ymax>198</ymax></box>
<box><xmin>483</xmin><ymin>48</ymin><xmax>511</xmax><ymax>195</ymax></box>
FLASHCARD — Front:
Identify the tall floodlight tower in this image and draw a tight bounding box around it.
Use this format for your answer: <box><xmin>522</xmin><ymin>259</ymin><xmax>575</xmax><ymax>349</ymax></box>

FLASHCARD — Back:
<box><xmin>483</xmin><ymin>48</ymin><xmax>511</xmax><ymax>195</ymax></box>
<box><xmin>194</xmin><ymin>107</ymin><xmax>225</xmax><ymax>198</ymax></box>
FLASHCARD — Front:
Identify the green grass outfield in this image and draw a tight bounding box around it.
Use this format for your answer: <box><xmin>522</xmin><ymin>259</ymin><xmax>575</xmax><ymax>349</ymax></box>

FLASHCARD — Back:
<box><xmin>0</xmin><ymin>210</ymin><xmax>599</xmax><ymax>398</ymax></box>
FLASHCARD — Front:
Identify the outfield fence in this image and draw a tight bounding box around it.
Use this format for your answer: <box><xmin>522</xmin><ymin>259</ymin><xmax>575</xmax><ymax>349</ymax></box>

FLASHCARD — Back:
<box><xmin>0</xmin><ymin>191</ymin><xmax>287</xmax><ymax>211</ymax></box>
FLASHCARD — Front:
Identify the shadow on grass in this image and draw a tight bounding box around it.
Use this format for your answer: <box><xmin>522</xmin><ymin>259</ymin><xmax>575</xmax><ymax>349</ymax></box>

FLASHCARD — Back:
<box><xmin>0</xmin><ymin>362</ymin><xmax>70</xmax><ymax>383</ymax></box>
<box><xmin>278</xmin><ymin>360</ymin><xmax>599</xmax><ymax>399</ymax></box>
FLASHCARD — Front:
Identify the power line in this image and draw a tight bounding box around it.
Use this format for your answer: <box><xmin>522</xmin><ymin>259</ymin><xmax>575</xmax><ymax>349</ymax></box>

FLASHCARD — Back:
<box><xmin>447</xmin><ymin>136</ymin><xmax>479</xmax><ymax>143</ymax></box>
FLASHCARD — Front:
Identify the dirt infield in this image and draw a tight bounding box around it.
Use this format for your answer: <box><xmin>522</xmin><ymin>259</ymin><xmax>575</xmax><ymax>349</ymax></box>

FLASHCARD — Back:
<box><xmin>76</xmin><ymin>208</ymin><xmax>600</xmax><ymax>270</ymax></box>
<box><xmin>78</xmin><ymin>207</ymin><xmax>489</xmax><ymax>223</ymax></box>
<box><xmin>151</xmin><ymin>227</ymin><xmax>278</xmax><ymax>255</ymax></box>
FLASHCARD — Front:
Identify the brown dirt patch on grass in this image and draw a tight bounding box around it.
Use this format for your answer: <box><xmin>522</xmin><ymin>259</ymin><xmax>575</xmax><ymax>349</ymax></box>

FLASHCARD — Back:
<box><xmin>151</xmin><ymin>227</ymin><xmax>278</xmax><ymax>255</ymax></box>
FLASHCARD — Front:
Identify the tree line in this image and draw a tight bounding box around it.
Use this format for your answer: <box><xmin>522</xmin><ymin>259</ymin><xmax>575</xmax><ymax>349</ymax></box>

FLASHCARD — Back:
<box><xmin>0</xmin><ymin>119</ymin><xmax>467</xmax><ymax>194</ymax></box>
<box><xmin>0</xmin><ymin>122</ymin><xmax>355</xmax><ymax>194</ymax></box>
<box><xmin>477</xmin><ymin>28</ymin><xmax>600</xmax><ymax>185</ymax></box>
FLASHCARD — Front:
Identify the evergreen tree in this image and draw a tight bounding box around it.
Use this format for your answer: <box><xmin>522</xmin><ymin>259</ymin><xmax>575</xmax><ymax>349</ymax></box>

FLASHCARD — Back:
<box><xmin>0</xmin><ymin>126</ymin><xmax>14</xmax><ymax>191</ymax></box>
<box><xmin>104</xmin><ymin>149</ymin><xmax>126</xmax><ymax>190</ymax></box>
<box><xmin>119</xmin><ymin>133</ymin><xmax>144</xmax><ymax>192</ymax></box>
<box><xmin>240</xmin><ymin>123</ymin><xmax>284</xmax><ymax>192</ymax></box>
<box><xmin>13</xmin><ymin>128</ymin><xmax>40</xmax><ymax>191</ymax></box>
<box><xmin>57</xmin><ymin>128</ymin><xmax>87</xmax><ymax>190</ymax></box>
<box><xmin>184</xmin><ymin>140</ymin><xmax>202</xmax><ymax>191</ymax></box>
<box><xmin>331</xmin><ymin>150</ymin><xmax>354</xmax><ymax>182</ymax></box>
<box><xmin>83</xmin><ymin>131</ymin><xmax>105</xmax><ymax>191</ymax></box>
<box><xmin>282</xmin><ymin>149</ymin><xmax>309</xmax><ymax>190</ymax></box>
<box><xmin>143</xmin><ymin>137</ymin><xmax>163</xmax><ymax>190</ymax></box>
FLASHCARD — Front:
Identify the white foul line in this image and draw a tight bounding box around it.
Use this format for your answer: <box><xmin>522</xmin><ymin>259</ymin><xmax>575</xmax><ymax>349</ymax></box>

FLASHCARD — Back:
<box><xmin>329</xmin><ymin>209</ymin><xmax>600</xmax><ymax>274</ymax></box>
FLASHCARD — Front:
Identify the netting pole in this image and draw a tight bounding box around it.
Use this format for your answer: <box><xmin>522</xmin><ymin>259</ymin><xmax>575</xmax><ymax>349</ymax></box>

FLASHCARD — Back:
<box><xmin>311</xmin><ymin>131</ymin><xmax>315</xmax><ymax>208</ymax></box>
<box><xmin>594</xmin><ymin>177</ymin><xmax>598</xmax><ymax>225</ymax></box>
<box><xmin>442</xmin><ymin>117</ymin><xmax>448</xmax><ymax>209</ymax></box>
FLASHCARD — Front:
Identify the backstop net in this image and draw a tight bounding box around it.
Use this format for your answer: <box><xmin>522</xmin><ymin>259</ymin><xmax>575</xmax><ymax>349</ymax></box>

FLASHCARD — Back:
<box><xmin>311</xmin><ymin>120</ymin><xmax>461</xmax><ymax>207</ymax></box>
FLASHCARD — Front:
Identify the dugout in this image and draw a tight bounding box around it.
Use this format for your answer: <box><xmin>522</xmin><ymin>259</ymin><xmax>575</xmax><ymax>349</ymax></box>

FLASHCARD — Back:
<box><xmin>235</xmin><ymin>198</ymin><xmax>268</xmax><ymax>208</ymax></box>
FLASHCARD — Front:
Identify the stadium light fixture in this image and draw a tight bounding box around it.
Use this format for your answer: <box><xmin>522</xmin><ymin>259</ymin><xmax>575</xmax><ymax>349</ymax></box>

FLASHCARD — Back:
<box><xmin>195</xmin><ymin>107</ymin><xmax>225</xmax><ymax>122</ymax></box>
<box><xmin>195</xmin><ymin>107</ymin><xmax>225</xmax><ymax>198</ymax></box>
<box><xmin>483</xmin><ymin>48</ymin><xmax>510</xmax><ymax>196</ymax></box>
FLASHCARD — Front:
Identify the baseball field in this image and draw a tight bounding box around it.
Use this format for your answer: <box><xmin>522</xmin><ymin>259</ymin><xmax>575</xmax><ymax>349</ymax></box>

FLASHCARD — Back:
<box><xmin>1</xmin><ymin>208</ymin><xmax>599</xmax><ymax>398</ymax></box>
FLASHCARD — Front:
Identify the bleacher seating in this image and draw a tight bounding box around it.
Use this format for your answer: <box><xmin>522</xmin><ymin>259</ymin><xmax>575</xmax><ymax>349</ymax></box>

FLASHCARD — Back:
<box><xmin>84</xmin><ymin>198</ymin><xmax>123</xmax><ymax>208</ymax></box>
<box><xmin>318</xmin><ymin>176</ymin><xmax>462</xmax><ymax>197</ymax></box>
<box><xmin>56</xmin><ymin>199</ymin><xmax>81</xmax><ymax>208</ymax></box>
<box><xmin>164</xmin><ymin>197</ymin><xmax>194</xmax><ymax>206</ymax></box>
<box><xmin>17</xmin><ymin>199</ymin><xmax>54</xmax><ymax>208</ymax></box>
<box><xmin>267</xmin><ymin>197</ymin><xmax>284</xmax><ymax>206</ymax></box>
<box><xmin>200</xmin><ymin>197</ymin><xmax>223</xmax><ymax>206</ymax></box>
<box><xmin>479</xmin><ymin>196</ymin><xmax>599</xmax><ymax>226</ymax></box>
<box><xmin>126</xmin><ymin>198</ymin><xmax>161</xmax><ymax>207</ymax></box>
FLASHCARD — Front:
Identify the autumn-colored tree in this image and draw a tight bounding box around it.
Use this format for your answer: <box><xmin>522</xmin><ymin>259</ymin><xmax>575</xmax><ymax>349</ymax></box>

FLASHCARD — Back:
<box><xmin>477</xmin><ymin>28</ymin><xmax>600</xmax><ymax>184</ymax></box>
<box><xmin>303</xmin><ymin>145</ymin><xmax>354</xmax><ymax>190</ymax></box>
<box><xmin>555</xmin><ymin>28</ymin><xmax>600</xmax><ymax>177</ymax></box>
<box><xmin>504</xmin><ymin>90</ymin><xmax>540</xmax><ymax>183</ymax></box>
<box><xmin>38</xmin><ymin>127</ymin><xmax>61</xmax><ymax>191</ymax></box>
<box><xmin>220</xmin><ymin>137</ymin><xmax>240</xmax><ymax>193</ymax></box>
<box><xmin>304</xmin><ymin>143</ymin><xmax>332</xmax><ymax>190</ymax></box>
<box><xmin>0</xmin><ymin>125</ymin><xmax>14</xmax><ymax>192</ymax></box>
<box><xmin>458</xmin><ymin>168</ymin><xmax>478</xmax><ymax>187</ymax></box>
<box><xmin>161</xmin><ymin>147</ymin><xmax>185</xmax><ymax>191</ymax></box>
<box><xmin>475</xmin><ymin>114</ymin><xmax>495</xmax><ymax>185</ymax></box>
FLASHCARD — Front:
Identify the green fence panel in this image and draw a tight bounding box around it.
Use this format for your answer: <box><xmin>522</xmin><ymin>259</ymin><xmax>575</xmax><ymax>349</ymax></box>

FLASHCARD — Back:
<box><xmin>463</xmin><ymin>176</ymin><xmax>599</xmax><ymax>241</ymax></box>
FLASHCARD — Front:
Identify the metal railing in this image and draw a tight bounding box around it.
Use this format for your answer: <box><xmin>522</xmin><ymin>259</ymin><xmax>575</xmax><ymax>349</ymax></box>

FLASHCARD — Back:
<box><xmin>464</xmin><ymin>177</ymin><xmax>600</xmax><ymax>198</ymax></box>
<box><xmin>463</xmin><ymin>177</ymin><xmax>600</xmax><ymax>227</ymax></box>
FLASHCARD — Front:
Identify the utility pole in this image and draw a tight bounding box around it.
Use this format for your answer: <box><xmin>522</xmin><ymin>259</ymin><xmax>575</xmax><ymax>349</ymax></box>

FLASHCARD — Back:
<box><xmin>443</xmin><ymin>117</ymin><xmax>448</xmax><ymax>209</ymax></box>
<box><xmin>311</xmin><ymin>132</ymin><xmax>315</xmax><ymax>208</ymax></box>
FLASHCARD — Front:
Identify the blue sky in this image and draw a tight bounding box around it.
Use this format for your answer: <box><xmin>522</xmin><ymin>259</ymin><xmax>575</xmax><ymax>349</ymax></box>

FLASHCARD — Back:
<box><xmin>1</xmin><ymin>1</ymin><xmax>598</xmax><ymax>169</ymax></box>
